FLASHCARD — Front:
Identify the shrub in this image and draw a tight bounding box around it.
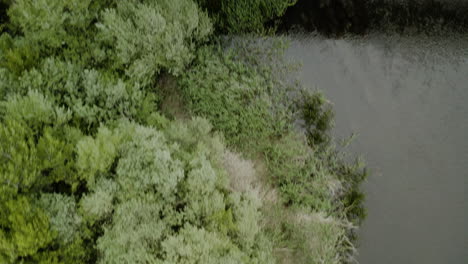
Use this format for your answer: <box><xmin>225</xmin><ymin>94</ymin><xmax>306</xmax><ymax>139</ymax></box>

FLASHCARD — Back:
<box><xmin>179</xmin><ymin>46</ymin><xmax>292</xmax><ymax>153</ymax></box>
<box><xmin>300</xmin><ymin>91</ymin><xmax>334</xmax><ymax>147</ymax></box>
<box><xmin>196</xmin><ymin>0</ymin><xmax>297</xmax><ymax>33</ymax></box>
<box><xmin>0</xmin><ymin>0</ymin><xmax>10</xmax><ymax>33</ymax></box>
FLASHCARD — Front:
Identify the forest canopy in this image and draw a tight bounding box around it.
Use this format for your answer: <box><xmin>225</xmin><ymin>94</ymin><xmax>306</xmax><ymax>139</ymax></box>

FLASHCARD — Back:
<box><xmin>0</xmin><ymin>0</ymin><xmax>366</xmax><ymax>263</ymax></box>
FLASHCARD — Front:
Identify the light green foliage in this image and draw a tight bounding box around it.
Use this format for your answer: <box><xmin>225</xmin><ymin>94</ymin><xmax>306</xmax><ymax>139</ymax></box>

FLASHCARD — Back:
<box><xmin>0</xmin><ymin>119</ymin><xmax>76</xmax><ymax>197</ymax></box>
<box><xmin>115</xmin><ymin>125</ymin><xmax>184</xmax><ymax>201</ymax></box>
<box><xmin>80</xmin><ymin>178</ymin><xmax>119</xmax><ymax>223</ymax></box>
<box><xmin>181</xmin><ymin>156</ymin><xmax>227</xmax><ymax>226</ymax></box>
<box><xmin>1</xmin><ymin>92</ymin><xmax>79</xmax><ymax>189</ymax></box>
<box><xmin>229</xmin><ymin>192</ymin><xmax>263</xmax><ymax>250</ymax></box>
<box><xmin>164</xmin><ymin>117</ymin><xmax>225</xmax><ymax>167</ymax></box>
<box><xmin>2</xmin><ymin>90</ymin><xmax>60</xmax><ymax>126</ymax></box>
<box><xmin>38</xmin><ymin>193</ymin><xmax>82</xmax><ymax>245</ymax></box>
<box><xmin>97</xmin><ymin>0</ymin><xmax>212</xmax><ymax>84</ymax></box>
<box><xmin>270</xmin><ymin>209</ymin><xmax>348</xmax><ymax>264</ymax></box>
<box><xmin>161</xmin><ymin>225</ymin><xmax>247</xmax><ymax>264</ymax></box>
<box><xmin>9</xmin><ymin>58</ymin><xmax>152</xmax><ymax>129</ymax></box>
<box><xmin>0</xmin><ymin>196</ymin><xmax>55</xmax><ymax>263</ymax></box>
<box><xmin>97</xmin><ymin>197</ymin><xmax>168</xmax><ymax>264</ymax></box>
<box><xmin>76</xmin><ymin>127</ymin><xmax>121</xmax><ymax>186</ymax></box>
<box><xmin>76</xmin><ymin>118</ymin><xmax>273</xmax><ymax>263</ymax></box>
<box><xmin>1</xmin><ymin>0</ymin><xmax>212</xmax><ymax>130</ymax></box>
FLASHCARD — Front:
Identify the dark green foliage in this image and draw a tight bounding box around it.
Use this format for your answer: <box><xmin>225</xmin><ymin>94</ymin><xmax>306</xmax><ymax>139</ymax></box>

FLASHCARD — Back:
<box><xmin>179</xmin><ymin>45</ymin><xmax>292</xmax><ymax>153</ymax></box>
<box><xmin>333</xmin><ymin>157</ymin><xmax>367</xmax><ymax>226</ymax></box>
<box><xmin>196</xmin><ymin>0</ymin><xmax>296</xmax><ymax>33</ymax></box>
<box><xmin>299</xmin><ymin>89</ymin><xmax>367</xmax><ymax>225</ymax></box>
<box><xmin>0</xmin><ymin>0</ymin><xmax>10</xmax><ymax>33</ymax></box>
<box><xmin>0</xmin><ymin>34</ymin><xmax>40</xmax><ymax>75</ymax></box>
<box><xmin>300</xmin><ymin>91</ymin><xmax>334</xmax><ymax>147</ymax></box>
<box><xmin>264</xmin><ymin>133</ymin><xmax>333</xmax><ymax>210</ymax></box>
<box><xmin>280</xmin><ymin>0</ymin><xmax>370</xmax><ymax>35</ymax></box>
<box><xmin>280</xmin><ymin>0</ymin><xmax>468</xmax><ymax>35</ymax></box>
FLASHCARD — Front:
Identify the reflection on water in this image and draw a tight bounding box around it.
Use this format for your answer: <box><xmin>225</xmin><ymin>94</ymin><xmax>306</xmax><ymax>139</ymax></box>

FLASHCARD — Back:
<box><xmin>286</xmin><ymin>33</ymin><xmax>468</xmax><ymax>264</ymax></box>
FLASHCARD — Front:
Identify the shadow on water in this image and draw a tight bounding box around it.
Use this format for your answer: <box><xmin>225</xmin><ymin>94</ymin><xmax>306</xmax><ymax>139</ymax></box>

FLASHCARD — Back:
<box><xmin>286</xmin><ymin>31</ymin><xmax>468</xmax><ymax>264</ymax></box>
<box><xmin>279</xmin><ymin>0</ymin><xmax>468</xmax><ymax>36</ymax></box>
<box><xmin>0</xmin><ymin>0</ymin><xmax>9</xmax><ymax>33</ymax></box>
<box><xmin>282</xmin><ymin>0</ymin><xmax>468</xmax><ymax>263</ymax></box>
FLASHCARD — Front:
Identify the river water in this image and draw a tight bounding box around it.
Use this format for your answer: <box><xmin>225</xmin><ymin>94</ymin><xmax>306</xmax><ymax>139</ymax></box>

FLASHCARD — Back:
<box><xmin>286</xmin><ymin>33</ymin><xmax>468</xmax><ymax>263</ymax></box>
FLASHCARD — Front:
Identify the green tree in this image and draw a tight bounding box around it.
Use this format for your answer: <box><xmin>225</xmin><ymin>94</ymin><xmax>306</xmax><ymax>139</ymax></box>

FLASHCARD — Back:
<box><xmin>197</xmin><ymin>0</ymin><xmax>296</xmax><ymax>33</ymax></box>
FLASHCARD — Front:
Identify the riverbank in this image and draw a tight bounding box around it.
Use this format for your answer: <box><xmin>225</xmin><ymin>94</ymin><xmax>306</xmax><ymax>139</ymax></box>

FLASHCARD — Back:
<box><xmin>286</xmin><ymin>33</ymin><xmax>468</xmax><ymax>263</ymax></box>
<box><xmin>1</xmin><ymin>0</ymin><xmax>466</xmax><ymax>263</ymax></box>
<box><xmin>0</xmin><ymin>1</ymin><xmax>364</xmax><ymax>263</ymax></box>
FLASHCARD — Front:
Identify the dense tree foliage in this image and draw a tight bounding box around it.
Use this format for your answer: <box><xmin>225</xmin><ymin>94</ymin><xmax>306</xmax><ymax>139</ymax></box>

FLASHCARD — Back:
<box><xmin>0</xmin><ymin>0</ymin><xmax>366</xmax><ymax>263</ymax></box>
<box><xmin>196</xmin><ymin>0</ymin><xmax>296</xmax><ymax>33</ymax></box>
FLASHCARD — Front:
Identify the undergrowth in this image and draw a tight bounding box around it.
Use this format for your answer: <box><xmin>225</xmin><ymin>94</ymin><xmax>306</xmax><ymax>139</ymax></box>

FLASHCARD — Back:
<box><xmin>179</xmin><ymin>36</ymin><xmax>367</xmax><ymax>263</ymax></box>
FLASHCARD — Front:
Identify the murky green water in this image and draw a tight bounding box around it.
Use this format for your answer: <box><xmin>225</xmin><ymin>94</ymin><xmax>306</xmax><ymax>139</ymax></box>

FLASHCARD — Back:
<box><xmin>286</xmin><ymin>33</ymin><xmax>468</xmax><ymax>263</ymax></box>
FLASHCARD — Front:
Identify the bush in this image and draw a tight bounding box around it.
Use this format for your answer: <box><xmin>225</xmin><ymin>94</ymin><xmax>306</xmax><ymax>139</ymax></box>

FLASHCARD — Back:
<box><xmin>197</xmin><ymin>0</ymin><xmax>296</xmax><ymax>33</ymax></box>
<box><xmin>179</xmin><ymin>45</ymin><xmax>292</xmax><ymax>153</ymax></box>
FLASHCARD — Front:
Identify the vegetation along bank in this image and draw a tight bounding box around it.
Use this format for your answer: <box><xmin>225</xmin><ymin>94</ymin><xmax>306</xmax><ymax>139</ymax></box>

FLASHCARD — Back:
<box><xmin>0</xmin><ymin>0</ymin><xmax>370</xmax><ymax>263</ymax></box>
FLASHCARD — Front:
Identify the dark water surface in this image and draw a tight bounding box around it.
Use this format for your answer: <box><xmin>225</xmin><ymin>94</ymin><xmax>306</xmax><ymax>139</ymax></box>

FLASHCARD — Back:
<box><xmin>286</xmin><ymin>34</ymin><xmax>468</xmax><ymax>263</ymax></box>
